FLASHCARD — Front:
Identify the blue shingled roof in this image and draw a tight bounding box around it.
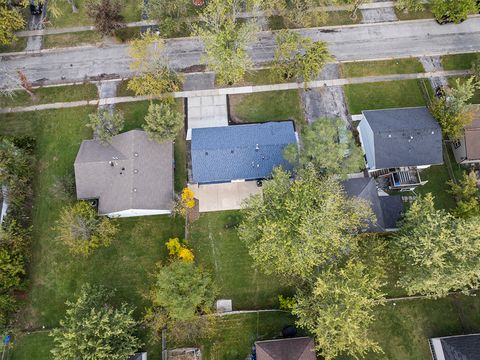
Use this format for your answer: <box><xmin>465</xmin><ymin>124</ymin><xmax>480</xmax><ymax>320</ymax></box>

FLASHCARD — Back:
<box><xmin>191</xmin><ymin>122</ymin><xmax>297</xmax><ymax>184</ymax></box>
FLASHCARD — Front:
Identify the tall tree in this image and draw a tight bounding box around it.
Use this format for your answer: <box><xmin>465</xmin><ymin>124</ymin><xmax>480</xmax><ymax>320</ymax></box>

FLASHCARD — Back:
<box><xmin>143</xmin><ymin>102</ymin><xmax>183</xmax><ymax>144</ymax></box>
<box><xmin>272</xmin><ymin>30</ymin><xmax>332</xmax><ymax>83</ymax></box>
<box><xmin>430</xmin><ymin>77</ymin><xmax>477</xmax><ymax>140</ymax></box>
<box><xmin>145</xmin><ymin>260</ymin><xmax>216</xmax><ymax>342</ymax></box>
<box><xmin>195</xmin><ymin>0</ymin><xmax>258</xmax><ymax>85</ymax></box>
<box><xmin>0</xmin><ymin>137</ymin><xmax>33</xmax><ymax>207</ymax></box>
<box><xmin>283</xmin><ymin>117</ymin><xmax>364</xmax><ymax>177</ymax></box>
<box><xmin>86</xmin><ymin>0</ymin><xmax>124</xmax><ymax>36</ymax></box>
<box><xmin>238</xmin><ymin>165</ymin><xmax>373</xmax><ymax>280</ymax></box>
<box><xmin>127</xmin><ymin>30</ymin><xmax>183</xmax><ymax>99</ymax></box>
<box><xmin>293</xmin><ymin>260</ymin><xmax>385</xmax><ymax>360</ymax></box>
<box><xmin>394</xmin><ymin>194</ymin><xmax>480</xmax><ymax>297</ymax></box>
<box><xmin>0</xmin><ymin>0</ymin><xmax>25</xmax><ymax>46</ymax></box>
<box><xmin>50</xmin><ymin>284</ymin><xmax>142</xmax><ymax>360</ymax></box>
<box><xmin>56</xmin><ymin>201</ymin><xmax>118</xmax><ymax>256</ymax></box>
<box><xmin>448</xmin><ymin>171</ymin><xmax>480</xmax><ymax>218</ymax></box>
<box><xmin>431</xmin><ymin>0</ymin><xmax>478</xmax><ymax>23</ymax></box>
<box><xmin>86</xmin><ymin>108</ymin><xmax>125</xmax><ymax>144</ymax></box>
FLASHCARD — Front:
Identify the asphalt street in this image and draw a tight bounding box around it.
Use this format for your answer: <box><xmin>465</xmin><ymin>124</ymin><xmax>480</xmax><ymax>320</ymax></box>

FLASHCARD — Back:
<box><xmin>1</xmin><ymin>17</ymin><xmax>479</xmax><ymax>87</ymax></box>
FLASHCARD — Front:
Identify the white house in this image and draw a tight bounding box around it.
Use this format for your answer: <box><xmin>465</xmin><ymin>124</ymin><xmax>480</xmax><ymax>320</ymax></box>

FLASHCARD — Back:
<box><xmin>357</xmin><ymin>107</ymin><xmax>443</xmax><ymax>190</ymax></box>
<box><xmin>74</xmin><ymin>130</ymin><xmax>173</xmax><ymax>218</ymax></box>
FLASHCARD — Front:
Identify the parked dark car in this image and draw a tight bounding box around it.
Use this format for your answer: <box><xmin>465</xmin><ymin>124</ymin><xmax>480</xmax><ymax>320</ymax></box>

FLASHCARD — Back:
<box><xmin>435</xmin><ymin>85</ymin><xmax>447</xmax><ymax>98</ymax></box>
<box><xmin>29</xmin><ymin>2</ymin><xmax>43</xmax><ymax>15</ymax></box>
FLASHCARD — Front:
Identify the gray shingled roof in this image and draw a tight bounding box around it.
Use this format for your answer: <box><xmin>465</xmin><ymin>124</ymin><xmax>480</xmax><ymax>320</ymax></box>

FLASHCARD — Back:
<box><xmin>74</xmin><ymin>130</ymin><xmax>173</xmax><ymax>215</ymax></box>
<box><xmin>255</xmin><ymin>337</ymin><xmax>316</xmax><ymax>360</ymax></box>
<box><xmin>362</xmin><ymin>107</ymin><xmax>443</xmax><ymax>169</ymax></box>
<box><xmin>342</xmin><ymin>177</ymin><xmax>403</xmax><ymax>231</ymax></box>
<box><xmin>430</xmin><ymin>334</ymin><xmax>480</xmax><ymax>360</ymax></box>
<box><xmin>191</xmin><ymin>122</ymin><xmax>297</xmax><ymax>184</ymax></box>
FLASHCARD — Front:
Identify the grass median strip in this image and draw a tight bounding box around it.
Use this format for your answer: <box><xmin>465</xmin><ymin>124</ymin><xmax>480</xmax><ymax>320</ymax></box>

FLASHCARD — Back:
<box><xmin>341</xmin><ymin>58</ymin><xmax>425</xmax><ymax>78</ymax></box>
<box><xmin>0</xmin><ymin>84</ymin><xmax>98</xmax><ymax>108</ymax></box>
<box><xmin>442</xmin><ymin>53</ymin><xmax>479</xmax><ymax>71</ymax></box>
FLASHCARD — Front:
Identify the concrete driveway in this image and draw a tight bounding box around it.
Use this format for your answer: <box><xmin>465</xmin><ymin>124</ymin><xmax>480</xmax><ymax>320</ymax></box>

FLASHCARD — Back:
<box><xmin>189</xmin><ymin>181</ymin><xmax>262</xmax><ymax>212</ymax></box>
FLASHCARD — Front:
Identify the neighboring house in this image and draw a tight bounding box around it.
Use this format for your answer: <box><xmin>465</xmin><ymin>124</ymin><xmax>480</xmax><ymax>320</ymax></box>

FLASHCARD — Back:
<box><xmin>255</xmin><ymin>337</ymin><xmax>316</xmax><ymax>360</ymax></box>
<box><xmin>190</xmin><ymin>121</ymin><xmax>297</xmax><ymax>184</ymax></box>
<box><xmin>128</xmin><ymin>353</ymin><xmax>147</xmax><ymax>360</ymax></box>
<box><xmin>429</xmin><ymin>334</ymin><xmax>480</xmax><ymax>360</ymax></box>
<box><xmin>357</xmin><ymin>107</ymin><xmax>443</xmax><ymax>191</ymax></box>
<box><xmin>451</xmin><ymin>111</ymin><xmax>480</xmax><ymax>164</ymax></box>
<box><xmin>74</xmin><ymin>130</ymin><xmax>173</xmax><ymax>218</ymax></box>
<box><xmin>343</xmin><ymin>177</ymin><xmax>403</xmax><ymax>232</ymax></box>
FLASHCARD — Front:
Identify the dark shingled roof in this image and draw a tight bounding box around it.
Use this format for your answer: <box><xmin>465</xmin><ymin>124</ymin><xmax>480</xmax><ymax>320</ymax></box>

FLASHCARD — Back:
<box><xmin>74</xmin><ymin>130</ymin><xmax>173</xmax><ymax>215</ymax></box>
<box><xmin>362</xmin><ymin>107</ymin><xmax>443</xmax><ymax>169</ymax></box>
<box><xmin>255</xmin><ymin>337</ymin><xmax>316</xmax><ymax>360</ymax></box>
<box><xmin>342</xmin><ymin>178</ymin><xmax>403</xmax><ymax>231</ymax></box>
<box><xmin>430</xmin><ymin>334</ymin><xmax>480</xmax><ymax>360</ymax></box>
<box><xmin>191</xmin><ymin>122</ymin><xmax>297</xmax><ymax>184</ymax></box>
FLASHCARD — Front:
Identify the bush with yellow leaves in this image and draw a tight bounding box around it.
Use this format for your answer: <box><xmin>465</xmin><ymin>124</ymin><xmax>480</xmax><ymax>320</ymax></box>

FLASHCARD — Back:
<box><xmin>166</xmin><ymin>238</ymin><xmax>194</xmax><ymax>263</ymax></box>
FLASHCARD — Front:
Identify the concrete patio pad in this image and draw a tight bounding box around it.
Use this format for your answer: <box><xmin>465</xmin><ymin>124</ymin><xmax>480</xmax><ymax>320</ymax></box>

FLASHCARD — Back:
<box><xmin>189</xmin><ymin>181</ymin><xmax>262</xmax><ymax>212</ymax></box>
<box><xmin>187</xmin><ymin>95</ymin><xmax>229</xmax><ymax>139</ymax></box>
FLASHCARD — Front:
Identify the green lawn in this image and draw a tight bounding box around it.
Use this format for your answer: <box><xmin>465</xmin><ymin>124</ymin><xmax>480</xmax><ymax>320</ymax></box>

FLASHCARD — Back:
<box><xmin>229</xmin><ymin>90</ymin><xmax>305</xmax><ymax>129</ymax></box>
<box><xmin>43</xmin><ymin>31</ymin><xmax>103</xmax><ymax>49</ymax></box>
<box><xmin>394</xmin><ymin>4</ymin><xmax>433</xmax><ymax>20</ymax></box>
<box><xmin>48</xmin><ymin>0</ymin><xmax>141</xmax><ymax>27</ymax></box>
<box><xmin>442</xmin><ymin>53</ymin><xmax>479</xmax><ymax>71</ymax></box>
<box><xmin>0</xmin><ymin>107</ymin><xmax>184</xmax><ymax>330</ymax></box>
<box><xmin>10</xmin><ymin>294</ymin><xmax>480</xmax><ymax>360</ymax></box>
<box><xmin>9</xmin><ymin>332</ymin><xmax>53</xmax><ymax>360</ymax></box>
<box><xmin>341</xmin><ymin>58</ymin><xmax>425</xmax><ymax>78</ymax></box>
<box><xmin>344</xmin><ymin>80</ymin><xmax>428</xmax><ymax>114</ymax></box>
<box><xmin>200</xmin><ymin>312</ymin><xmax>298</xmax><ymax>360</ymax></box>
<box><xmin>365</xmin><ymin>294</ymin><xmax>480</xmax><ymax>360</ymax></box>
<box><xmin>0</xmin><ymin>84</ymin><xmax>98</xmax><ymax>108</ymax></box>
<box><xmin>189</xmin><ymin>212</ymin><xmax>293</xmax><ymax>310</ymax></box>
<box><xmin>415</xmin><ymin>164</ymin><xmax>457</xmax><ymax>210</ymax></box>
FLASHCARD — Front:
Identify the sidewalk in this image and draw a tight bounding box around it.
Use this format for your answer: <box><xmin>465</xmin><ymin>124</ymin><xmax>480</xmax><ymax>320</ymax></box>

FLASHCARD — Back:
<box><xmin>0</xmin><ymin>69</ymin><xmax>471</xmax><ymax>114</ymax></box>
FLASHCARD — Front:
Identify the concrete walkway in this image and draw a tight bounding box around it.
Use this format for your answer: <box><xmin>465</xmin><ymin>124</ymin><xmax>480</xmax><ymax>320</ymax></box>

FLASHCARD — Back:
<box><xmin>419</xmin><ymin>56</ymin><xmax>449</xmax><ymax>91</ymax></box>
<box><xmin>189</xmin><ymin>182</ymin><xmax>262</xmax><ymax>212</ymax></box>
<box><xmin>0</xmin><ymin>69</ymin><xmax>472</xmax><ymax>114</ymax></box>
<box><xmin>361</xmin><ymin>7</ymin><xmax>398</xmax><ymax>23</ymax></box>
<box><xmin>186</xmin><ymin>95</ymin><xmax>228</xmax><ymax>139</ymax></box>
<box><xmin>301</xmin><ymin>64</ymin><xmax>349</xmax><ymax>123</ymax></box>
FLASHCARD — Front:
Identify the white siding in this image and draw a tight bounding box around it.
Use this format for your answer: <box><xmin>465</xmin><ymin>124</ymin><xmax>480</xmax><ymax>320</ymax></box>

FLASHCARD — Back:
<box><xmin>451</xmin><ymin>137</ymin><xmax>468</xmax><ymax>164</ymax></box>
<box><xmin>358</xmin><ymin>116</ymin><xmax>376</xmax><ymax>170</ymax></box>
<box><xmin>106</xmin><ymin>209</ymin><xmax>171</xmax><ymax>218</ymax></box>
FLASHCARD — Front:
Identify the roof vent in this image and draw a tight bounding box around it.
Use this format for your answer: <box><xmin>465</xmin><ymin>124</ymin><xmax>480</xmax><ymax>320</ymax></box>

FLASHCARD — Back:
<box><xmin>410</xmin><ymin>136</ymin><xmax>414</xmax><ymax>140</ymax></box>
<box><xmin>133</xmin><ymin>169</ymin><xmax>139</xmax><ymax>174</ymax></box>
<box><xmin>109</xmin><ymin>161</ymin><xmax>114</xmax><ymax>167</ymax></box>
<box><xmin>231</xmin><ymin>150</ymin><xmax>234</xmax><ymax>154</ymax></box>
<box><xmin>134</xmin><ymin>152</ymin><xmax>139</xmax><ymax>157</ymax></box>
<box><xmin>133</xmin><ymin>188</ymin><xmax>137</xmax><ymax>193</ymax></box>
<box><xmin>255</xmin><ymin>144</ymin><xmax>259</xmax><ymax>151</ymax></box>
<box><xmin>205</xmin><ymin>151</ymin><xmax>208</xmax><ymax>155</ymax></box>
<box><xmin>388</xmin><ymin>134</ymin><xmax>392</xmax><ymax>138</ymax></box>
<box><xmin>431</xmin><ymin>131</ymin><xmax>435</xmax><ymax>135</ymax></box>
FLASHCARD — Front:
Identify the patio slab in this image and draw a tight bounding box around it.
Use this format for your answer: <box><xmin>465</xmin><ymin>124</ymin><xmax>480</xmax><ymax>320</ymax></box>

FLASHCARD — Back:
<box><xmin>188</xmin><ymin>181</ymin><xmax>262</xmax><ymax>212</ymax></box>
